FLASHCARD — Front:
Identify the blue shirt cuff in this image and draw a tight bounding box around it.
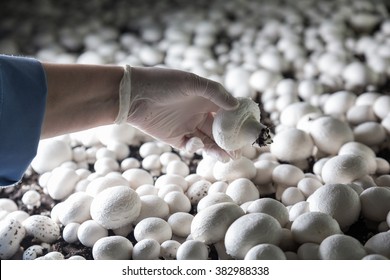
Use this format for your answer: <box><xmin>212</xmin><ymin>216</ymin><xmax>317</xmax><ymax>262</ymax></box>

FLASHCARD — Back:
<box><xmin>0</xmin><ymin>55</ymin><xmax>47</xmax><ymax>187</ymax></box>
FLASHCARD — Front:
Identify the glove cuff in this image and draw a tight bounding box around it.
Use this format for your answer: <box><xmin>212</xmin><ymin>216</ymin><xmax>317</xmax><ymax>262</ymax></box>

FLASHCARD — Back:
<box><xmin>114</xmin><ymin>65</ymin><xmax>132</xmax><ymax>124</ymax></box>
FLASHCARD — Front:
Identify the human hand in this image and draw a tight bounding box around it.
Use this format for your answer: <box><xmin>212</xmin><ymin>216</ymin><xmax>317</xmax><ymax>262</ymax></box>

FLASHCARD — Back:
<box><xmin>118</xmin><ymin>66</ymin><xmax>239</xmax><ymax>162</ymax></box>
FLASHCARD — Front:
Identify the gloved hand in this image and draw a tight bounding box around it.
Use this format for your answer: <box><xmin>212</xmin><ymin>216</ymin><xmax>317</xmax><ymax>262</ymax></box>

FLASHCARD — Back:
<box><xmin>116</xmin><ymin>66</ymin><xmax>239</xmax><ymax>162</ymax></box>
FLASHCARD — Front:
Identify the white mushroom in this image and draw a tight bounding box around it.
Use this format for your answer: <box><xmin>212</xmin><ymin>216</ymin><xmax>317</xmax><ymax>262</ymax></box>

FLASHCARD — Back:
<box><xmin>132</xmin><ymin>238</ymin><xmax>161</xmax><ymax>260</ymax></box>
<box><xmin>272</xmin><ymin>164</ymin><xmax>305</xmax><ymax>187</ymax></box>
<box><xmin>160</xmin><ymin>240</ymin><xmax>181</xmax><ymax>260</ymax></box>
<box><xmin>31</xmin><ymin>139</ymin><xmax>72</xmax><ymax>174</ymax></box>
<box><xmin>297</xmin><ymin>243</ymin><xmax>320</xmax><ymax>260</ymax></box>
<box><xmin>191</xmin><ymin>202</ymin><xmax>244</xmax><ymax>244</ymax></box>
<box><xmin>135</xmin><ymin>195</ymin><xmax>169</xmax><ymax>223</ymax></box>
<box><xmin>246</xmin><ymin>198</ymin><xmax>289</xmax><ymax>227</ymax></box>
<box><xmin>353</xmin><ymin>122</ymin><xmax>387</xmax><ymax>146</ymax></box>
<box><xmin>176</xmin><ymin>240</ymin><xmax>209</xmax><ymax>260</ymax></box>
<box><xmin>319</xmin><ymin>234</ymin><xmax>367</xmax><ymax>260</ymax></box>
<box><xmin>85</xmin><ymin>175</ymin><xmax>129</xmax><ymax>197</ymax></box>
<box><xmin>58</xmin><ymin>192</ymin><xmax>93</xmax><ymax>225</ymax></box>
<box><xmin>213</xmin><ymin>157</ymin><xmax>256</xmax><ymax>181</ymax></box>
<box><xmin>21</xmin><ymin>190</ymin><xmax>41</xmax><ymax>209</ymax></box>
<box><xmin>92</xmin><ymin>236</ymin><xmax>133</xmax><ymax>260</ymax></box>
<box><xmin>62</xmin><ymin>222</ymin><xmax>80</xmax><ymax>243</ymax></box>
<box><xmin>185</xmin><ymin>180</ymin><xmax>211</xmax><ymax>205</ymax></box>
<box><xmin>212</xmin><ymin>97</ymin><xmax>272</xmax><ymax>151</ymax></box>
<box><xmin>77</xmin><ymin>220</ymin><xmax>108</xmax><ymax>247</ymax></box>
<box><xmin>279</xmin><ymin>102</ymin><xmax>321</xmax><ymax>127</ymax></box>
<box><xmin>196</xmin><ymin>192</ymin><xmax>234</xmax><ymax>212</ymax></box>
<box><xmin>307</xmin><ymin>183</ymin><xmax>361</xmax><ymax>228</ymax></box>
<box><xmin>338</xmin><ymin>141</ymin><xmax>377</xmax><ymax>174</ymax></box>
<box><xmin>90</xmin><ymin>185</ymin><xmax>141</xmax><ymax>229</ymax></box>
<box><xmin>225</xmin><ymin>178</ymin><xmax>259</xmax><ymax>205</ymax></box>
<box><xmin>364</xmin><ymin>232</ymin><xmax>390</xmax><ymax>259</ymax></box>
<box><xmin>244</xmin><ymin>244</ymin><xmax>286</xmax><ymax>260</ymax></box>
<box><xmin>308</xmin><ymin>116</ymin><xmax>354</xmax><ymax>155</ymax></box>
<box><xmin>360</xmin><ymin>187</ymin><xmax>390</xmax><ymax>222</ymax></box>
<box><xmin>46</xmin><ymin>167</ymin><xmax>80</xmax><ymax>200</ymax></box>
<box><xmin>168</xmin><ymin>212</ymin><xmax>194</xmax><ymax>238</ymax></box>
<box><xmin>224</xmin><ymin>213</ymin><xmax>282</xmax><ymax>259</ymax></box>
<box><xmin>164</xmin><ymin>191</ymin><xmax>192</xmax><ymax>214</ymax></box>
<box><xmin>321</xmin><ymin>154</ymin><xmax>369</xmax><ymax>184</ymax></box>
<box><xmin>270</xmin><ymin>128</ymin><xmax>314</xmax><ymax>162</ymax></box>
<box><xmin>122</xmin><ymin>168</ymin><xmax>154</xmax><ymax>189</ymax></box>
<box><xmin>291</xmin><ymin>212</ymin><xmax>342</xmax><ymax>244</ymax></box>
<box><xmin>134</xmin><ymin>217</ymin><xmax>172</xmax><ymax>244</ymax></box>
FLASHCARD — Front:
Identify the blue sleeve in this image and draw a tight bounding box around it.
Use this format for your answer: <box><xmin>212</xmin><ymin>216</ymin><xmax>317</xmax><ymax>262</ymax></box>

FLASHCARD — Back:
<box><xmin>0</xmin><ymin>55</ymin><xmax>47</xmax><ymax>187</ymax></box>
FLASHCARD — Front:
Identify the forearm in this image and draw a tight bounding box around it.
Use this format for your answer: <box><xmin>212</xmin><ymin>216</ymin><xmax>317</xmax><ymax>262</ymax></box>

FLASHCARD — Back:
<box><xmin>41</xmin><ymin>63</ymin><xmax>124</xmax><ymax>138</ymax></box>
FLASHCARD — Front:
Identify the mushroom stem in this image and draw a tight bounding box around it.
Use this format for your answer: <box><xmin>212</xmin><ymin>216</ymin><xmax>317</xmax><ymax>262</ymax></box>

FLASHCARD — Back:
<box><xmin>240</xmin><ymin>117</ymin><xmax>272</xmax><ymax>147</ymax></box>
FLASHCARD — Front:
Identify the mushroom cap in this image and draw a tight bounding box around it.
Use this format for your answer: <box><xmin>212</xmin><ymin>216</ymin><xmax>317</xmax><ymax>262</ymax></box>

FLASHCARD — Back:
<box><xmin>31</xmin><ymin>139</ymin><xmax>72</xmax><ymax>174</ymax></box>
<box><xmin>291</xmin><ymin>212</ymin><xmax>342</xmax><ymax>244</ymax></box>
<box><xmin>224</xmin><ymin>213</ymin><xmax>282</xmax><ymax>259</ymax></box>
<box><xmin>134</xmin><ymin>217</ymin><xmax>172</xmax><ymax>244</ymax></box>
<box><xmin>270</xmin><ymin>128</ymin><xmax>314</xmax><ymax>162</ymax></box>
<box><xmin>191</xmin><ymin>202</ymin><xmax>244</xmax><ymax>244</ymax></box>
<box><xmin>307</xmin><ymin>184</ymin><xmax>361</xmax><ymax>228</ymax></box>
<box><xmin>160</xmin><ymin>240</ymin><xmax>181</xmax><ymax>260</ymax></box>
<box><xmin>58</xmin><ymin>192</ymin><xmax>93</xmax><ymax>225</ymax></box>
<box><xmin>360</xmin><ymin>186</ymin><xmax>390</xmax><ymax>222</ymax></box>
<box><xmin>22</xmin><ymin>215</ymin><xmax>60</xmax><ymax>243</ymax></box>
<box><xmin>0</xmin><ymin>219</ymin><xmax>26</xmax><ymax>259</ymax></box>
<box><xmin>321</xmin><ymin>154</ymin><xmax>369</xmax><ymax>184</ymax></box>
<box><xmin>212</xmin><ymin>97</ymin><xmax>261</xmax><ymax>151</ymax></box>
<box><xmin>197</xmin><ymin>192</ymin><xmax>234</xmax><ymax>212</ymax></box>
<box><xmin>364</xmin><ymin>232</ymin><xmax>390</xmax><ymax>259</ymax></box>
<box><xmin>132</xmin><ymin>239</ymin><xmax>161</xmax><ymax>260</ymax></box>
<box><xmin>168</xmin><ymin>212</ymin><xmax>193</xmax><ymax>238</ymax></box>
<box><xmin>319</xmin><ymin>234</ymin><xmax>367</xmax><ymax>260</ymax></box>
<box><xmin>308</xmin><ymin>116</ymin><xmax>354</xmax><ymax>155</ymax></box>
<box><xmin>338</xmin><ymin>141</ymin><xmax>377</xmax><ymax>174</ymax></box>
<box><xmin>176</xmin><ymin>240</ymin><xmax>209</xmax><ymax>260</ymax></box>
<box><xmin>213</xmin><ymin>157</ymin><xmax>256</xmax><ymax>181</ymax></box>
<box><xmin>77</xmin><ymin>220</ymin><xmax>108</xmax><ymax>247</ymax></box>
<box><xmin>90</xmin><ymin>185</ymin><xmax>141</xmax><ymax>229</ymax></box>
<box><xmin>92</xmin><ymin>236</ymin><xmax>133</xmax><ymax>260</ymax></box>
<box><xmin>246</xmin><ymin>198</ymin><xmax>289</xmax><ymax>227</ymax></box>
<box><xmin>135</xmin><ymin>195</ymin><xmax>169</xmax><ymax>223</ymax></box>
<box><xmin>225</xmin><ymin>178</ymin><xmax>259</xmax><ymax>205</ymax></box>
<box><xmin>244</xmin><ymin>244</ymin><xmax>286</xmax><ymax>260</ymax></box>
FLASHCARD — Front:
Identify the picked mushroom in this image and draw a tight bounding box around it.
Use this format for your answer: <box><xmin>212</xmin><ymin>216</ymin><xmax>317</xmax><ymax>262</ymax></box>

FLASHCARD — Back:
<box><xmin>212</xmin><ymin>97</ymin><xmax>272</xmax><ymax>151</ymax></box>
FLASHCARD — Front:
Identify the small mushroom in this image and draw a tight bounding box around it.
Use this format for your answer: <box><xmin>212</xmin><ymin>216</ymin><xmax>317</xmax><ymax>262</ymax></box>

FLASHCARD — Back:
<box><xmin>319</xmin><ymin>234</ymin><xmax>367</xmax><ymax>260</ymax></box>
<box><xmin>297</xmin><ymin>243</ymin><xmax>320</xmax><ymax>260</ymax></box>
<box><xmin>31</xmin><ymin>139</ymin><xmax>72</xmax><ymax>174</ymax></box>
<box><xmin>360</xmin><ymin>186</ymin><xmax>390</xmax><ymax>222</ymax></box>
<box><xmin>307</xmin><ymin>183</ymin><xmax>361</xmax><ymax>229</ymax></box>
<box><xmin>62</xmin><ymin>222</ymin><xmax>80</xmax><ymax>243</ymax></box>
<box><xmin>163</xmin><ymin>191</ymin><xmax>192</xmax><ymax>214</ymax></box>
<box><xmin>196</xmin><ymin>192</ymin><xmax>234</xmax><ymax>212</ymax></box>
<box><xmin>134</xmin><ymin>217</ymin><xmax>172</xmax><ymax>244</ymax></box>
<box><xmin>23</xmin><ymin>245</ymin><xmax>45</xmax><ymax>260</ymax></box>
<box><xmin>176</xmin><ymin>240</ymin><xmax>209</xmax><ymax>260</ymax></box>
<box><xmin>0</xmin><ymin>218</ymin><xmax>26</xmax><ymax>259</ymax></box>
<box><xmin>58</xmin><ymin>192</ymin><xmax>93</xmax><ymax>225</ymax></box>
<box><xmin>132</xmin><ymin>239</ymin><xmax>161</xmax><ymax>260</ymax></box>
<box><xmin>77</xmin><ymin>220</ymin><xmax>108</xmax><ymax>247</ymax></box>
<box><xmin>23</xmin><ymin>215</ymin><xmax>60</xmax><ymax>243</ymax></box>
<box><xmin>122</xmin><ymin>168</ymin><xmax>154</xmax><ymax>189</ymax></box>
<box><xmin>364</xmin><ymin>232</ymin><xmax>390</xmax><ymax>259</ymax></box>
<box><xmin>135</xmin><ymin>195</ymin><xmax>169</xmax><ymax>223</ymax></box>
<box><xmin>212</xmin><ymin>97</ymin><xmax>272</xmax><ymax>151</ymax></box>
<box><xmin>225</xmin><ymin>178</ymin><xmax>259</xmax><ymax>205</ymax></box>
<box><xmin>213</xmin><ymin>157</ymin><xmax>256</xmax><ymax>181</ymax></box>
<box><xmin>46</xmin><ymin>167</ymin><xmax>80</xmax><ymax>200</ymax></box>
<box><xmin>244</xmin><ymin>244</ymin><xmax>286</xmax><ymax>260</ymax></box>
<box><xmin>308</xmin><ymin>115</ymin><xmax>354</xmax><ymax>155</ymax></box>
<box><xmin>270</xmin><ymin>128</ymin><xmax>314</xmax><ymax>162</ymax></box>
<box><xmin>168</xmin><ymin>212</ymin><xmax>194</xmax><ymax>238</ymax></box>
<box><xmin>191</xmin><ymin>202</ymin><xmax>244</xmax><ymax>244</ymax></box>
<box><xmin>92</xmin><ymin>236</ymin><xmax>133</xmax><ymax>260</ymax></box>
<box><xmin>291</xmin><ymin>212</ymin><xmax>342</xmax><ymax>244</ymax></box>
<box><xmin>90</xmin><ymin>185</ymin><xmax>141</xmax><ymax>229</ymax></box>
<box><xmin>160</xmin><ymin>240</ymin><xmax>181</xmax><ymax>260</ymax></box>
<box><xmin>321</xmin><ymin>154</ymin><xmax>369</xmax><ymax>184</ymax></box>
<box><xmin>224</xmin><ymin>213</ymin><xmax>282</xmax><ymax>259</ymax></box>
<box><xmin>246</xmin><ymin>198</ymin><xmax>289</xmax><ymax>227</ymax></box>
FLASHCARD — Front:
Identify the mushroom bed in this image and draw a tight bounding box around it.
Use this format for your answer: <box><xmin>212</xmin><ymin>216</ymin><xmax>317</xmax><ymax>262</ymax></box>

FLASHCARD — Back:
<box><xmin>1</xmin><ymin>0</ymin><xmax>390</xmax><ymax>260</ymax></box>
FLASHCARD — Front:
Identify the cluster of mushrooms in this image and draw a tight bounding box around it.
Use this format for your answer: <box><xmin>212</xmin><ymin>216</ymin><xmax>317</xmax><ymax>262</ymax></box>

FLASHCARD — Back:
<box><xmin>1</xmin><ymin>0</ymin><xmax>390</xmax><ymax>260</ymax></box>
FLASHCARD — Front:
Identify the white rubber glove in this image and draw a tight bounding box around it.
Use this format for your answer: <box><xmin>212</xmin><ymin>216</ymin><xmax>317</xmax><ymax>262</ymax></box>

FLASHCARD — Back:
<box><xmin>116</xmin><ymin>66</ymin><xmax>239</xmax><ymax>162</ymax></box>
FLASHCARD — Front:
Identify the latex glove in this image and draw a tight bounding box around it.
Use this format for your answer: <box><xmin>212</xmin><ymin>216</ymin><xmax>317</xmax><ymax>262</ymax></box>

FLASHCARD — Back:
<box><xmin>116</xmin><ymin>66</ymin><xmax>239</xmax><ymax>162</ymax></box>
